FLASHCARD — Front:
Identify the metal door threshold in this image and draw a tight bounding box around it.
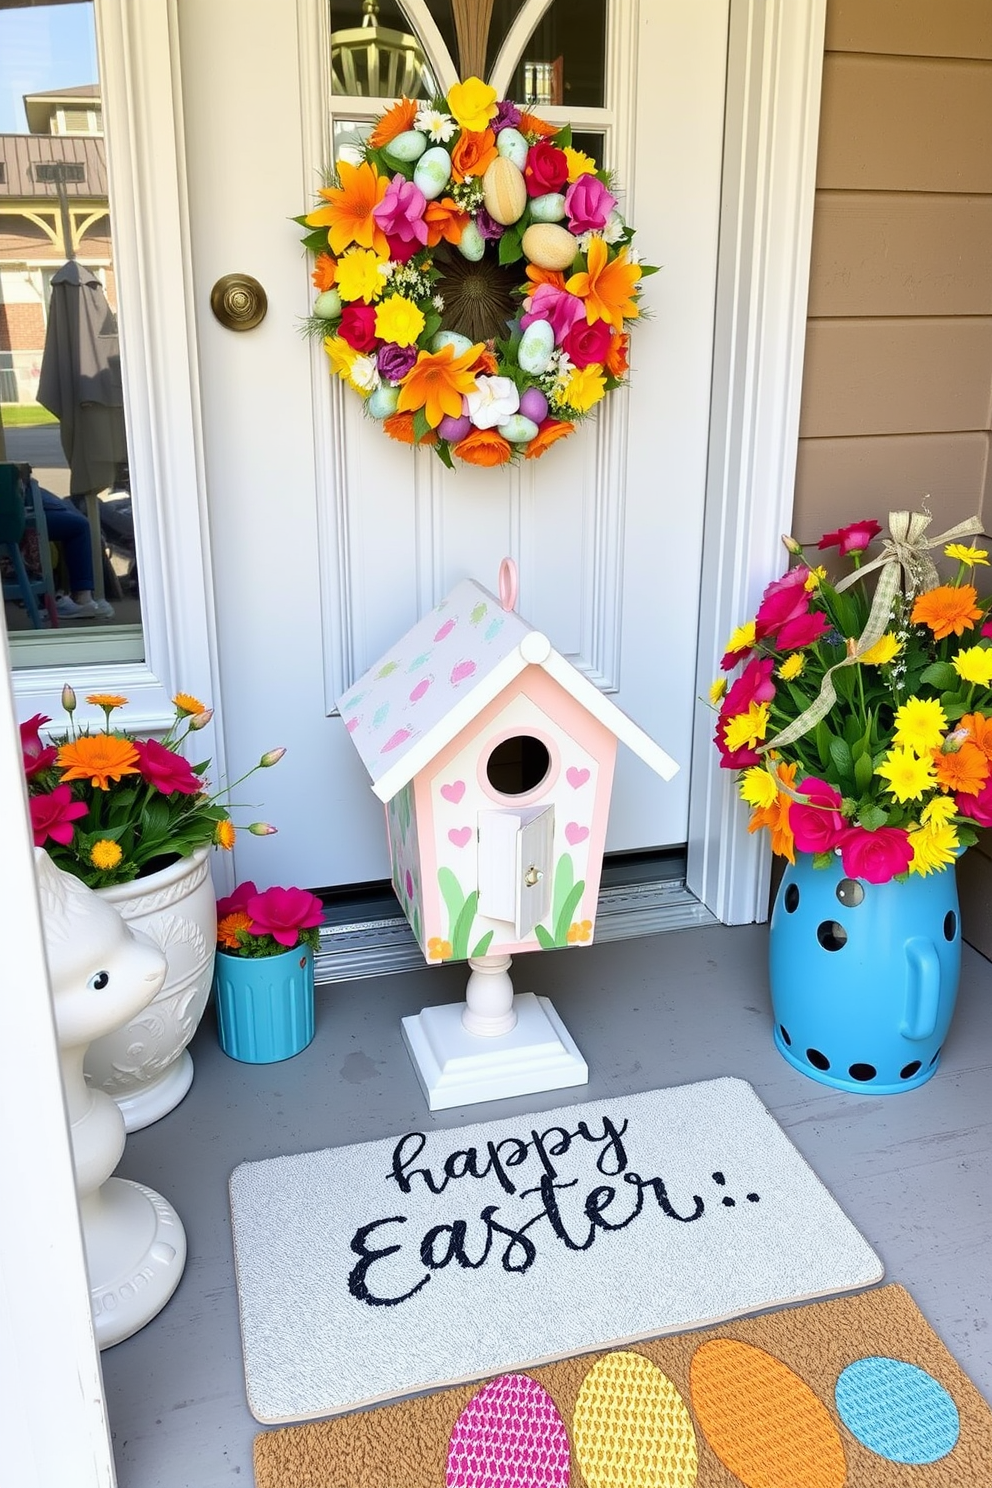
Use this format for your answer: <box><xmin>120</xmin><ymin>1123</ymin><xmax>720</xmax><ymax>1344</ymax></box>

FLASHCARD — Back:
<box><xmin>314</xmin><ymin>852</ymin><xmax>715</xmax><ymax>986</ymax></box>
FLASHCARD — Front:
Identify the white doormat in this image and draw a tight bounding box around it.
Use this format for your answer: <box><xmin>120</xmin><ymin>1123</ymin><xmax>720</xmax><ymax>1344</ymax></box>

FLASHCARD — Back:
<box><xmin>229</xmin><ymin>1077</ymin><xmax>883</xmax><ymax>1423</ymax></box>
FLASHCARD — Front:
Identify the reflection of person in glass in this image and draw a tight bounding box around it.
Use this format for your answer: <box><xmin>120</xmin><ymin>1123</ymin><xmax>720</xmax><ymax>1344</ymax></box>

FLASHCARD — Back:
<box><xmin>18</xmin><ymin>464</ymin><xmax>114</xmax><ymax>620</ymax></box>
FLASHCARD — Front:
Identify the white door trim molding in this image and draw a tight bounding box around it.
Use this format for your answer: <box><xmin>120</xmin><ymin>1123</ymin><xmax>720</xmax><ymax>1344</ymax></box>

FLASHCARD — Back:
<box><xmin>688</xmin><ymin>0</ymin><xmax>827</xmax><ymax>925</ymax></box>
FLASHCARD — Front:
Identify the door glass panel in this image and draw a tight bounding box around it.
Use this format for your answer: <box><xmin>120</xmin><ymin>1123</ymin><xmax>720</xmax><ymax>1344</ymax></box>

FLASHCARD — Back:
<box><xmin>0</xmin><ymin>0</ymin><xmax>142</xmax><ymax>668</ymax></box>
<box><xmin>329</xmin><ymin>1</ymin><xmax>455</xmax><ymax>99</ymax></box>
<box><xmin>489</xmin><ymin>0</ymin><xmax>607</xmax><ymax>107</ymax></box>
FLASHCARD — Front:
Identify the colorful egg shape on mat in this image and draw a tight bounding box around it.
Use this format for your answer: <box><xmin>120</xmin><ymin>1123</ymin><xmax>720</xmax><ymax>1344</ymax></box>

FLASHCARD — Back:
<box><xmin>689</xmin><ymin>1339</ymin><xmax>846</xmax><ymax>1488</ymax></box>
<box><xmin>572</xmin><ymin>1351</ymin><xmax>698</xmax><ymax>1488</ymax></box>
<box><xmin>446</xmin><ymin>1373</ymin><xmax>570</xmax><ymax>1488</ymax></box>
<box><xmin>835</xmin><ymin>1356</ymin><xmax>960</xmax><ymax>1464</ymax></box>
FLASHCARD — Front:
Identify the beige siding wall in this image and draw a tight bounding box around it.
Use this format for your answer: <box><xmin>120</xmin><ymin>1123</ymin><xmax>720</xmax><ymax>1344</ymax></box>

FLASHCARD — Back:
<box><xmin>793</xmin><ymin>0</ymin><xmax>992</xmax><ymax>542</ymax></box>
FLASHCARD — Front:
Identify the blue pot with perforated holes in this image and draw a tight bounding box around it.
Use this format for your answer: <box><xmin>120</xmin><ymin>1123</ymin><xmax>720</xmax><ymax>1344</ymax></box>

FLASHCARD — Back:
<box><xmin>769</xmin><ymin>853</ymin><xmax>961</xmax><ymax>1093</ymax></box>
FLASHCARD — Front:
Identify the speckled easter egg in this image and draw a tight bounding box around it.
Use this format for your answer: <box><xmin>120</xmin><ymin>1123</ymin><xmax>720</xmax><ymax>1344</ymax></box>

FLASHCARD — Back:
<box><xmin>521</xmin><ymin>222</ymin><xmax>579</xmax><ymax>271</ymax></box>
<box><xmin>572</xmin><ymin>1351</ymin><xmax>698</xmax><ymax>1488</ymax></box>
<box><xmin>457</xmin><ymin>219</ymin><xmax>485</xmax><ymax>260</ymax></box>
<box><xmin>366</xmin><ymin>385</ymin><xmax>399</xmax><ymax>419</ymax></box>
<box><xmin>529</xmin><ymin>192</ymin><xmax>567</xmax><ymax>223</ymax></box>
<box><xmin>438</xmin><ymin>412</ymin><xmax>472</xmax><ymax>442</ymax></box>
<box><xmin>497</xmin><ymin>413</ymin><xmax>539</xmax><ymax>443</ymax></box>
<box><xmin>689</xmin><ymin>1339</ymin><xmax>847</xmax><ymax>1488</ymax></box>
<box><xmin>482</xmin><ymin>156</ymin><xmax>527</xmax><ymax>225</ymax></box>
<box><xmin>519</xmin><ymin>386</ymin><xmax>549</xmax><ymax>423</ymax></box>
<box><xmin>517</xmin><ymin>318</ymin><xmax>555</xmax><ymax>375</ymax></box>
<box><xmin>496</xmin><ymin>126</ymin><xmax>529</xmax><ymax>170</ymax></box>
<box><xmin>446</xmin><ymin>1374</ymin><xmax>570</xmax><ymax>1488</ymax></box>
<box><xmin>413</xmin><ymin>144</ymin><xmax>452</xmax><ymax>199</ymax></box>
<box><xmin>383</xmin><ymin>129</ymin><xmax>427</xmax><ymax>164</ymax></box>
<box><xmin>431</xmin><ymin>330</ymin><xmax>475</xmax><ymax>358</ymax></box>
<box><xmin>312</xmin><ymin>288</ymin><xmax>341</xmax><ymax>319</ymax></box>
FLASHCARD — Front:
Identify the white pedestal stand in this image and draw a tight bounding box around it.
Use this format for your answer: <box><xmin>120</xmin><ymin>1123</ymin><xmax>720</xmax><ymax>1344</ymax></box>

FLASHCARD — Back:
<box><xmin>38</xmin><ymin>853</ymin><xmax>188</xmax><ymax>1348</ymax></box>
<box><xmin>401</xmin><ymin>955</ymin><xmax>588</xmax><ymax>1111</ymax></box>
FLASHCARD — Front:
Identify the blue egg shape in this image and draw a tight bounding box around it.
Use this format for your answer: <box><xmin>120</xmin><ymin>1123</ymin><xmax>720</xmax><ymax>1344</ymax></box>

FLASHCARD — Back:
<box><xmin>835</xmin><ymin>1356</ymin><xmax>959</xmax><ymax>1464</ymax></box>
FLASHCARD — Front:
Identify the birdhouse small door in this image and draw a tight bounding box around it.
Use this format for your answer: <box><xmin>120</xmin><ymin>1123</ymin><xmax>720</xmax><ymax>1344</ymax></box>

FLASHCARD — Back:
<box><xmin>478</xmin><ymin>805</ymin><xmax>554</xmax><ymax>939</ymax></box>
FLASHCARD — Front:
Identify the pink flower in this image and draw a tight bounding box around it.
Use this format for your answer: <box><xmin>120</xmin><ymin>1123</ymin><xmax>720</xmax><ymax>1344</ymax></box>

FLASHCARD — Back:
<box><xmin>338</xmin><ymin>303</ymin><xmax>379</xmax><ymax>353</ymax></box>
<box><xmin>247</xmin><ymin>885</ymin><xmax>324</xmax><ymax>947</ymax></box>
<box><xmin>562</xmin><ymin>318</ymin><xmax>613</xmax><ymax>368</ymax></box>
<box><xmin>372</xmin><ymin>174</ymin><xmax>428</xmax><ymax>249</ymax></box>
<box><xmin>790</xmin><ymin>778</ymin><xmax>846</xmax><ymax>854</ymax></box>
<box><xmin>839</xmin><ymin>825</ymin><xmax>913</xmax><ymax>884</ymax></box>
<box><xmin>524</xmin><ymin>141</ymin><xmax>569</xmax><ymax>197</ymax></box>
<box><xmin>30</xmin><ymin>783</ymin><xmax>88</xmax><ymax>846</ymax></box>
<box><xmin>217</xmin><ymin>880</ymin><xmax>258</xmax><ymax>919</ymax></box>
<box><xmin>956</xmin><ymin>779</ymin><xmax>992</xmax><ymax>828</ymax></box>
<box><xmin>723</xmin><ymin>656</ymin><xmax>776</xmax><ymax>717</ymax></box>
<box><xmin>713</xmin><ymin>723</ymin><xmax>763</xmax><ymax>770</ymax></box>
<box><xmin>754</xmin><ymin>567</ymin><xmax>812</xmax><ymax>641</ymax></box>
<box><xmin>564</xmin><ymin>173</ymin><xmax>617</xmax><ymax>234</ymax></box>
<box><xmin>775</xmin><ymin>608</ymin><xmax>831</xmax><ymax>651</ymax></box>
<box><xmin>818</xmin><ymin>519</ymin><xmax>882</xmax><ymax>557</ymax></box>
<box><xmin>20</xmin><ymin>713</ymin><xmax>57</xmax><ymax>779</ymax></box>
<box><xmin>520</xmin><ymin>282</ymin><xmax>585</xmax><ymax>344</ymax></box>
<box><xmin>135</xmin><ymin>738</ymin><xmax>202</xmax><ymax>796</ymax></box>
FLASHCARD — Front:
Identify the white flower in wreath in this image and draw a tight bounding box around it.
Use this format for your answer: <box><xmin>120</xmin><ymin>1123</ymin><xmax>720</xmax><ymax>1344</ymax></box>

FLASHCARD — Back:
<box><xmin>465</xmin><ymin>376</ymin><xmax>520</xmax><ymax>430</ymax></box>
<box><xmin>415</xmin><ymin>106</ymin><xmax>457</xmax><ymax>143</ymax></box>
<box><xmin>347</xmin><ymin>355</ymin><xmax>381</xmax><ymax>395</ymax></box>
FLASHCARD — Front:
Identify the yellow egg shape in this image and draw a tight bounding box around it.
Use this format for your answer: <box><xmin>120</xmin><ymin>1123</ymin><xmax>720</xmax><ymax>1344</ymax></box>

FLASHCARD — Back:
<box><xmin>689</xmin><ymin>1339</ymin><xmax>846</xmax><ymax>1488</ymax></box>
<box><xmin>573</xmin><ymin>1350</ymin><xmax>698</xmax><ymax>1488</ymax></box>
<box><xmin>521</xmin><ymin>222</ymin><xmax>579</xmax><ymax>272</ymax></box>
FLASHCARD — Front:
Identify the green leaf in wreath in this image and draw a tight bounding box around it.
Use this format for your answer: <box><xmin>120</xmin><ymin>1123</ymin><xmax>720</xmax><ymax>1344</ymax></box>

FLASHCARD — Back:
<box><xmin>433</xmin><ymin>440</ymin><xmax>455</xmax><ymax>470</ymax></box>
<box><xmin>412</xmin><ymin>406</ymin><xmax>432</xmax><ymax>443</ymax></box>
<box><xmin>920</xmin><ymin>662</ymin><xmax>959</xmax><ymax>690</ymax></box>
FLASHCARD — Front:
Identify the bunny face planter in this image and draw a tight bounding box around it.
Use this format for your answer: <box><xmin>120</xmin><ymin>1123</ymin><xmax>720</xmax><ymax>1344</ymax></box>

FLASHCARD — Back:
<box><xmin>36</xmin><ymin>850</ymin><xmax>187</xmax><ymax>1348</ymax></box>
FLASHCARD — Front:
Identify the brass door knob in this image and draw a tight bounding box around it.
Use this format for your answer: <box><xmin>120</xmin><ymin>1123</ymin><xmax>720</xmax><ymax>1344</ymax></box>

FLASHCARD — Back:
<box><xmin>210</xmin><ymin>273</ymin><xmax>267</xmax><ymax>331</ymax></box>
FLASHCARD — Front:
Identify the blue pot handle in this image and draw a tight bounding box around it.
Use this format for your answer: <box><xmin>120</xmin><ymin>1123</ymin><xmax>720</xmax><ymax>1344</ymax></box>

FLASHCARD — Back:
<box><xmin>902</xmin><ymin>936</ymin><xmax>940</xmax><ymax>1041</ymax></box>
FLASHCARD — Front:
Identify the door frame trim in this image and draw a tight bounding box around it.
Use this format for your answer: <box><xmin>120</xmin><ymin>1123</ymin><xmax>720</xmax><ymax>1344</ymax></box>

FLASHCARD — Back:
<box><xmin>1</xmin><ymin>1</ymin><xmax>826</xmax><ymax>1475</ymax></box>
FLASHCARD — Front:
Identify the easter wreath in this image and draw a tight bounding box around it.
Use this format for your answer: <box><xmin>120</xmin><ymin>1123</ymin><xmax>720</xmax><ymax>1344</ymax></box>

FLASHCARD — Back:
<box><xmin>298</xmin><ymin>76</ymin><xmax>654</xmax><ymax>469</ymax></box>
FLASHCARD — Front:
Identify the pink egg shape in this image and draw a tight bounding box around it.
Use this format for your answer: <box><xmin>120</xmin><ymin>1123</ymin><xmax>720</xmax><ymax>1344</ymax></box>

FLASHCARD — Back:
<box><xmin>434</xmin><ymin>618</ymin><xmax>457</xmax><ymax>642</ymax></box>
<box><xmin>409</xmin><ymin>677</ymin><xmax>432</xmax><ymax>702</ymax></box>
<box><xmin>519</xmin><ymin>387</ymin><xmax>549</xmax><ymax>424</ymax></box>
<box><xmin>446</xmin><ymin>1374</ymin><xmax>570</xmax><ymax>1488</ymax></box>
<box><xmin>438</xmin><ymin>413</ymin><xmax>472</xmax><ymax>443</ymax></box>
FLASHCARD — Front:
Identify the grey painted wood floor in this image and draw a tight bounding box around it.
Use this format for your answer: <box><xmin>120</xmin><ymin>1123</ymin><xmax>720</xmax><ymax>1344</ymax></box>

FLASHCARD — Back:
<box><xmin>104</xmin><ymin>923</ymin><xmax>992</xmax><ymax>1487</ymax></box>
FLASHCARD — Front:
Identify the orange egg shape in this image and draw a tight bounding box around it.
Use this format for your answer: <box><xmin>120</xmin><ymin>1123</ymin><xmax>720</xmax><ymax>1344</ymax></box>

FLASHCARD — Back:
<box><xmin>572</xmin><ymin>1350</ymin><xmax>698</xmax><ymax>1488</ymax></box>
<box><xmin>446</xmin><ymin>1373</ymin><xmax>570</xmax><ymax>1487</ymax></box>
<box><xmin>688</xmin><ymin>1339</ymin><xmax>846</xmax><ymax>1488</ymax></box>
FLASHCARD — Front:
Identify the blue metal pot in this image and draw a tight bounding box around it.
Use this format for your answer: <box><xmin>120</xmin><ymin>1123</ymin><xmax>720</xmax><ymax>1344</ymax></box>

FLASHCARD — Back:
<box><xmin>213</xmin><ymin>945</ymin><xmax>315</xmax><ymax>1063</ymax></box>
<box><xmin>769</xmin><ymin>853</ymin><xmax>961</xmax><ymax>1093</ymax></box>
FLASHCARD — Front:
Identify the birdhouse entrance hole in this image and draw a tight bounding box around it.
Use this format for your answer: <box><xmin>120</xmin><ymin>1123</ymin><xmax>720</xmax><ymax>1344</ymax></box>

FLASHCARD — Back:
<box><xmin>485</xmin><ymin>734</ymin><xmax>551</xmax><ymax>796</ymax></box>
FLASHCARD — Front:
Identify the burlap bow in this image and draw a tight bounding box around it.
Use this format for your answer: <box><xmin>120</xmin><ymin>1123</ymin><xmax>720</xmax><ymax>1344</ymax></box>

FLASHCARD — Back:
<box><xmin>759</xmin><ymin>509</ymin><xmax>985</xmax><ymax>755</ymax></box>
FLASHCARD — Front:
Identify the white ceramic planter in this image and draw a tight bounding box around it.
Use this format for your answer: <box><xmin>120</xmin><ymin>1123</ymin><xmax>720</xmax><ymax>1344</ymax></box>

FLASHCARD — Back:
<box><xmin>84</xmin><ymin>845</ymin><xmax>217</xmax><ymax>1131</ymax></box>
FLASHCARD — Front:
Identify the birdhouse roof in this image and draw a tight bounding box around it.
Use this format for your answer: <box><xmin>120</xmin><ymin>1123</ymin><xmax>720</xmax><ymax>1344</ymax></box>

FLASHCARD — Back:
<box><xmin>337</xmin><ymin>577</ymin><xmax>679</xmax><ymax>802</ymax></box>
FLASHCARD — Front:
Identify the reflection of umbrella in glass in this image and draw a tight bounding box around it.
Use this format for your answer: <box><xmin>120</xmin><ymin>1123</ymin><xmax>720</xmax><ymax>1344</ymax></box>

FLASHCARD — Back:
<box><xmin>37</xmin><ymin>261</ymin><xmax>126</xmax><ymax>498</ymax></box>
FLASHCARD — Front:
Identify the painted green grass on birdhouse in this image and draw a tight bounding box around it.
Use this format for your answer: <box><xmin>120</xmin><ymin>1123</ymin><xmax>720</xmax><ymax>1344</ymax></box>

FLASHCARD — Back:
<box><xmin>535</xmin><ymin>852</ymin><xmax>585</xmax><ymax>949</ymax></box>
<box><xmin>437</xmin><ymin>866</ymin><xmax>494</xmax><ymax>960</ymax></box>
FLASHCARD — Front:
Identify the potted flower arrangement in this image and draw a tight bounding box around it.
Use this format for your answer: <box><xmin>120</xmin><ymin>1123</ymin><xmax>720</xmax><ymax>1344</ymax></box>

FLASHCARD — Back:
<box><xmin>213</xmin><ymin>881</ymin><xmax>324</xmax><ymax>1063</ymax></box>
<box><xmin>20</xmin><ymin>687</ymin><xmax>285</xmax><ymax>1125</ymax></box>
<box><xmin>713</xmin><ymin>510</ymin><xmax>990</xmax><ymax>1093</ymax></box>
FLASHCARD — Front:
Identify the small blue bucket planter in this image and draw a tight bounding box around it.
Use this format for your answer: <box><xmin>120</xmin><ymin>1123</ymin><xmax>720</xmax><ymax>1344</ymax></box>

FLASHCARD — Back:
<box><xmin>213</xmin><ymin>945</ymin><xmax>315</xmax><ymax>1063</ymax></box>
<box><xmin>769</xmin><ymin>853</ymin><xmax>961</xmax><ymax>1094</ymax></box>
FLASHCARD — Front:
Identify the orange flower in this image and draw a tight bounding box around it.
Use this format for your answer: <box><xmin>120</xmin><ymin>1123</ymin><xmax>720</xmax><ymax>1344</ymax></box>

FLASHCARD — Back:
<box><xmin>932</xmin><ymin>740</ymin><xmax>990</xmax><ymax>795</ymax></box>
<box><xmin>605</xmin><ymin>331</ymin><xmax>630</xmax><ymax>378</ymax></box>
<box><xmin>453</xmin><ymin>428</ymin><xmax>513</xmax><ymax>467</ymax></box>
<box><xmin>518</xmin><ymin>110</ymin><xmax>558</xmax><ymax>139</ymax></box>
<box><xmin>368</xmin><ymin>96</ymin><xmax>417</xmax><ymax>149</ymax></box>
<box><xmin>911</xmin><ymin>583</ymin><xmax>982</xmax><ymax>640</ymax></box>
<box><xmin>396</xmin><ymin>342</ymin><xmax>484</xmax><ymax>428</ymax></box>
<box><xmin>57</xmin><ymin>734</ymin><xmax>141</xmax><ymax>790</ymax></box>
<box><xmin>566</xmin><ymin>238</ymin><xmax>642</xmax><ymax>331</ymax></box>
<box><xmin>524</xmin><ymin>419</ymin><xmax>575</xmax><ymax>459</ymax></box>
<box><xmin>382</xmin><ymin>410</ymin><xmax>437</xmax><ymax>446</ymax></box>
<box><xmin>747</xmin><ymin>760</ymin><xmax>797</xmax><ymax>863</ymax></box>
<box><xmin>469</xmin><ymin>346</ymin><xmax>499</xmax><ymax>376</ymax></box>
<box><xmin>961</xmin><ymin>711</ymin><xmax>992</xmax><ymax>762</ymax></box>
<box><xmin>311</xmin><ymin>252</ymin><xmax>337</xmax><ymax>291</ymax></box>
<box><xmin>525</xmin><ymin>265</ymin><xmax>567</xmax><ymax>292</ymax></box>
<box><xmin>567</xmin><ymin>919</ymin><xmax>593</xmax><ymax>944</ymax></box>
<box><xmin>427</xmin><ymin>936</ymin><xmax>453</xmax><ymax>961</ymax></box>
<box><xmin>423</xmin><ymin>196</ymin><xmax>470</xmax><ymax>248</ymax></box>
<box><xmin>450</xmin><ymin>127</ymin><xmax>498</xmax><ymax>183</ymax></box>
<box><xmin>217</xmin><ymin>910</ymin><xmax>251</xmax><ymax>949</ymax></box>
<box><xmin>305</xmin><ymin>160</ymin><xmax>389</xmax><ymax>257</ymax></box>
<box><xmin>86</xmin><ymin>693</ymin><xmax>127</xmax><ymax>709</ymax></box>
<box><xmin>214</xmin><ymin>819</ymin><xmax>236</xmax><ymax>850</ymax></box>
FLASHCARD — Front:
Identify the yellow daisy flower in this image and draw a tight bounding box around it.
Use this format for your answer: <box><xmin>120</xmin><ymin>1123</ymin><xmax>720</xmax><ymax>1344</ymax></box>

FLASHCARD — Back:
<box><xmin>723</xmin><ymin>701</ymin><xmax>770</xmax><ymax>753</ymax></box>
<box><xmin>952</xmin><ymin>646</ymin><xmax>992</xmax><ymax>688</ymax></box>
<box><xmin>921</xmin><ymin>794</ymin><xmax>957</xmax><ymax>828</ymax></box>
<box><xmin>335</xmin><ymin>246</ymin><xmax>388</xmax><ymax>303</ymax></box>
<box><xmin>86</xmin><ymin>693</ymin><xmax>127</xmax><ymax>710</ymax></box>
<box><xmin>561</xmin><ymin>364</ymin><xmax>607</xmax><ymax>413</ymax></box>
<box><xmin>725</xmin><ymin>621</ymin><xmax>756</xmax><ymax>654</ymax></box>
<box><xmin>446</xmin><ymin>77</ymin><xmax>498</xmax><ymax>133</ymax></box>
<box><xmin>563</xmin><ymin>147</ymin><xmax>597</xmax><ymax>183</ymax></box>
<box><xmin>908</xmin><ymin>822</ymin><xmax>959</xmax><ymax>876</ymax></box>
<box><xmin>876</xmin><ymin>745</ymin><xmax>937</xmax><ymax>802</ymax></box>
<box><xmin>945</xmin><ymin>543</ymin><xmax>989</xmax><ymax>567</ymax></box>
<box><xmin>324</xmin><ymin>335</ymin><xmax>359</xmax><ymax>381</ymax></box>
<box><xmin>892</xmin><ymin>697</ymin><xmax>947</xmax><ymax>756</ymax></box>
<box><xmin>374</xmin><ymin>294</ymin><xmax>425</xmax><ymax>349</ymax></box>
<box><xmin>709</xmin><ymin>677</ymin><xmax>727</xmax><ymax>705</ymax></box>
<box><xmin>778</xmin><ymin>653</ymin><xmax>804</xmax><ymax>680</ymax></box>
<box><xmin>858</xmin><ymin>632</ymin><xmax>900</xmax><ymax>667</ymax></box>
<box><xmin>739</xmin><ymin>765</ymin><xmax>779</xmax><ymax>810</ymax></box>
<box><xmin>803</xmin><ymin>566</ymin><xmax>827</xmax><ymax>591</ymax></box>
<box><xmin>90</xmin><ymin>839</ymin><xmax>123</xmax><ymax>870</ymax></box>
<box><xmin>214</xmin><ymin>820</ymin><xmax>236</xmax><ymax>850</ymax></box>
<box><xmin>173</xmin><ymin>692</ymin><xmax>205</xmax><ymax>716</ymax></box>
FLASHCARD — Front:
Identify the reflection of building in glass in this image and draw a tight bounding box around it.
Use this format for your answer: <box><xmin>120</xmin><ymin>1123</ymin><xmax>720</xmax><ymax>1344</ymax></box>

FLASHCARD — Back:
<box><xmin>0</xmin><ymin>85</ymin><xmax>113</xmax><ymax>405</ymax></box>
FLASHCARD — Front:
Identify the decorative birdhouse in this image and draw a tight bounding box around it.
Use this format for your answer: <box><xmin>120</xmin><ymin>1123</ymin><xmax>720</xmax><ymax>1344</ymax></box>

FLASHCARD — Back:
<box><xmin>337</xmin><ymin>560</ymin><xmax>679</xmax><ymax>1109</ymax></box>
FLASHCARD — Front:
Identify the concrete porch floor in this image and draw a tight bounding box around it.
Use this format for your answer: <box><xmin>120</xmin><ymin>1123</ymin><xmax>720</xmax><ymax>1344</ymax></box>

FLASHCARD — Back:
<box><xmin>103</xmin><ymin>920</ymin><xmax>992</xmax><ymax>1487</ymax></box>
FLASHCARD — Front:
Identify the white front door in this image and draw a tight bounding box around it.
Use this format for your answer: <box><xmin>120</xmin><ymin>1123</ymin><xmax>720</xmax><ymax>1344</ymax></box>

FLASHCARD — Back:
<box><xmin>178</xmin><ymin>0</ymin><xmax>729</xmax><ymax>891</ymax></box>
